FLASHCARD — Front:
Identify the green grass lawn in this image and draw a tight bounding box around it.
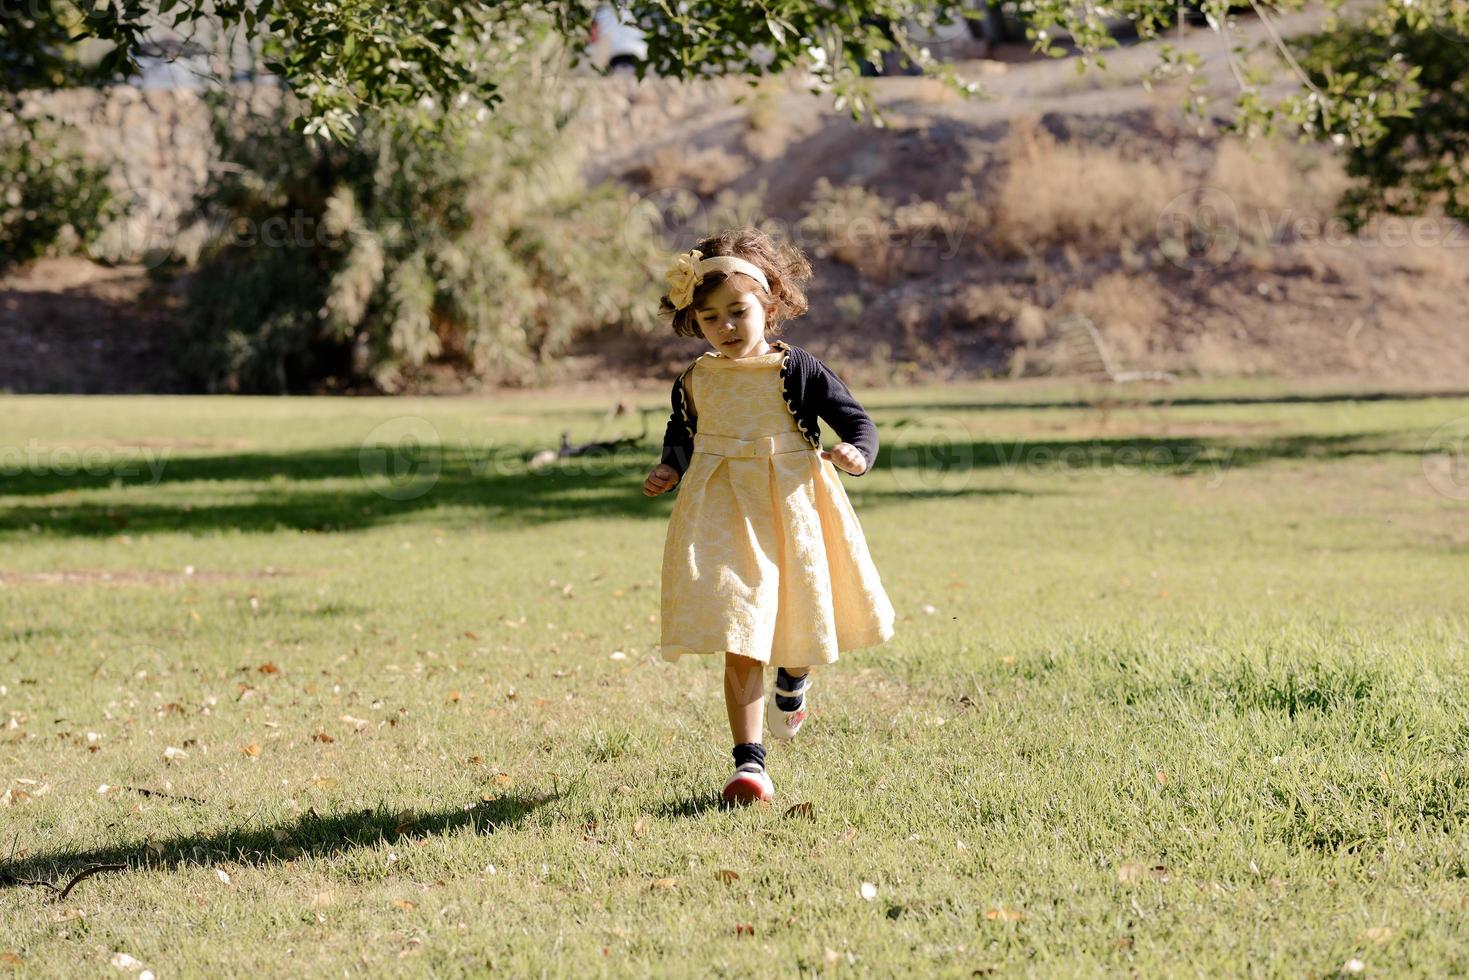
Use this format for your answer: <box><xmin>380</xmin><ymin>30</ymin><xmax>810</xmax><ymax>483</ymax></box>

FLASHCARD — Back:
<box><xmin>1</xmin><ymin>381</ymin><xmax>1467</xmax><ymax>977</ymax></box>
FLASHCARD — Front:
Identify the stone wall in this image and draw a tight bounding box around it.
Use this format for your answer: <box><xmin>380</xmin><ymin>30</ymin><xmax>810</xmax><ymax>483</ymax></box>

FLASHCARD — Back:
<box><xmin>22</xmin><ymin>86</ymin><xmax>221</xmax><ymax>264</ymax></box>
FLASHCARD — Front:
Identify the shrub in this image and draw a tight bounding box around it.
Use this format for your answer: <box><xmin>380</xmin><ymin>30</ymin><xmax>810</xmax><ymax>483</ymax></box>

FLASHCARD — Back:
<box><xmin>175</xmin><ymin>43</ymin><xmax>664</xmax><ymax>393</ymax></box>
<box><xmin>0</xmin><ymin>115</ymin><xmax>119</xmax><ymax>274</ymax></box>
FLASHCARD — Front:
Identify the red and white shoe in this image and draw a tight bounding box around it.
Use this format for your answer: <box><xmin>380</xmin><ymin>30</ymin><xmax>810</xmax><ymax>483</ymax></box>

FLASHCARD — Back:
<box><xmin>722</xmin><ymin>765</ymin><xmax>775</xmax><ymax>805</ymax></box>
<box><xmin>765</xmin><ymin>672</ymin><xmax>811</xmax><ymax>740</ymax></box>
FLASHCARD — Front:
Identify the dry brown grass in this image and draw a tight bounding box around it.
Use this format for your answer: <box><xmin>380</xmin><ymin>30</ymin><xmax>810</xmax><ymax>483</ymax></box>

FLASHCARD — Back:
<box><xmin>988</xmin><ymin>116</ymin><xmax>1184</xmax><ymax>257</ymax></box>
<box><xmin>628</xmin><ymin>146</ymin><xmax>747</xmax><ymax>195</ymax></box>
<box><xmin>1062</xmin><ymin>272</ymin><xmax>1168</xmax><ymax>363</ymax></box>
<box><xmin>1209</xmin><ymin>138</ymin><xmax>1348</xmax><ymax>248</ymax></box>
<box><xmin>947</xmin><ymin>283</ymin><xmax>1021</xmax><ymax>327</ymax></box>
<box><xmin>1185</xmin><ymin>329</ymin><xmax>1260</xmax><ymax>377</ymax></box>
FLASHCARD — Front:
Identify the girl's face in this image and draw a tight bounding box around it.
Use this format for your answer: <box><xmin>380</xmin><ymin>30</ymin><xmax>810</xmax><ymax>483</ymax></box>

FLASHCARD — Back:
<box><xmin>694</xmin><ymin>277</ymin><xmax>771</xmax><ymax>359</ymax></box>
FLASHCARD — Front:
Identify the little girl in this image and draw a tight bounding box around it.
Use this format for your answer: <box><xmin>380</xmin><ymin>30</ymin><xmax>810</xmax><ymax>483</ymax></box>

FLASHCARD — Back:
<box><xmin>641</xmin><ymin>227</ymin><xmax>896</xmax><ymax>805</ymax></box>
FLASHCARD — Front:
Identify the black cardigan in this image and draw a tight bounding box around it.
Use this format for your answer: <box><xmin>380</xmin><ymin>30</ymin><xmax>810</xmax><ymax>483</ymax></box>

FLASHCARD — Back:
<box><xmin>658</xmin><ymin>339</ymin><xmax>878</xmax><ymax>480</ymax></box>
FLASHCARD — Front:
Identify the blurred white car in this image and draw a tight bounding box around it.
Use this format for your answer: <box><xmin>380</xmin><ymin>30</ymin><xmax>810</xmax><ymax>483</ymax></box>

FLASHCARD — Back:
<box><xmin>588</xmin><ymin>5</ymin><xmax>647</xmax><ymax>73</ymax></box>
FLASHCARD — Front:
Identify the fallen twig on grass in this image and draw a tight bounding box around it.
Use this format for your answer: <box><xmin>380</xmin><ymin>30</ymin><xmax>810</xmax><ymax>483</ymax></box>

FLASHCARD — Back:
<box><xmin>120</xmin><ymin>784</ymin><xmax>205</xmax><ymax>805</ymax></box>
<box><xmin>58</xmin><ymin>864</ymin><xmax>126</xmax><ymax>899</ymax></box>
<box><xmin>0</xmin><ymin>862</ymin><xmax>127</xmax><ymax>899</ymax></box>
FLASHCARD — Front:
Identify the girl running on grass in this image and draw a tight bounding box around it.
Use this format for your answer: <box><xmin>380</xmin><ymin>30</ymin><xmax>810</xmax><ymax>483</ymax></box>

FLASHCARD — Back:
<box><xmin>641</xmin><ymin>226</ymin><xmax>896</xmax><ymax>805</ymax></box>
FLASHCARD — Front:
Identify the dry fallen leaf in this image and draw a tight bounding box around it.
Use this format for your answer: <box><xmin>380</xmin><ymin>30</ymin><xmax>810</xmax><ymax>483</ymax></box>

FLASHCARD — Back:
<box><xmin>784</xmin><ymin>801</ymin><xmax>815</xmax><ymax>820</ymax></box>
<box><xmin>714</xmin><ymin>869</ymin><xmax>740</xmax><ymax>884</ymax></box>
<box><xmin>312</xmin><ymin>732</ymin><xmax>334</xmax><ymax>743</ymax></box>
<box><xmin>985</xmin><ymin>907</ymin><xmax>1025</xmax><ymax>922</ymax></box>
<box><xmin>839</xmin><ymin>827</ymin><xmax>857</xmax><ymax>844</ymax></box>
<box><xmin>393</xmin><ymin>899</ymin><xmax>416</xmax><ymax>911</ymax></box>
<box><xmin>1117</xmin><ymin>863</ymin><xmax>1170</xmax><ymax>884</ymax></box>
<box><xmin>447</xmin><ymin>690</ymin><xmax>461</xmax><ymax>703</ymax></box>
<box><xmin>734</xmin><ymin>923</ymin><xmax>754</xmax><ymax>937</ymax></box>
<box><xmin>0</xmin><ymin>952</ymin><xmax>23</xmax><ymax>968</ymax></box>
<box><xmin>1361</xmin><ymin>926</ymin><xmax>1394</xmax><ymax>945</ymax></box>
<box><xmin>650</xmin><ymin>878</ymin><xmax>678</xmax><ymax>891</ymax></box>
<box><xmin>632</xmin><ymin>817</ymin><xmax>650</xmax><ymax>837</ymax></box>
<box><xmin>242</xmin><ymin>743</ymin><xmax>262</xmax><ymax>758</ymax></box>
<box><xmin>258</xmin><ymin>662</ymin><xmax>280</xmax><ymax>674</ymax></box>
<box><xmin>493</xmin><ymin>773</ymin><xmax>514</xmax><ymax>788</ymax></box>
<box><xmin>311</xmin><ymin>776</ymin><xmax>339</xmax><ymax>790</ymax></box>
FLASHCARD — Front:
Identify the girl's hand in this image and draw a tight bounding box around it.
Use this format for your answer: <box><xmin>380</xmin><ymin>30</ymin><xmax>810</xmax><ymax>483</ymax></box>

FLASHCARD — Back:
<box><xmin>643</xmin><ymin>463</ymin><xmax>680</xmax><ymax>496</ymax></box>
<box><xmin>821</xmin><ymin>442</ymin><xmax>867</xmax><ymax>475</ymax></box>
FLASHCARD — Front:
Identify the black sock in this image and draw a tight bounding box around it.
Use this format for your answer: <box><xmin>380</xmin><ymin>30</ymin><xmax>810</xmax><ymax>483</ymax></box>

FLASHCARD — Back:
<box><xmin>733</xmin><ymin>742</ymin><xmax>766</xmax><ymax>772</ymax></box>
<box><xmin>774</xmin><ymin>667</ymin><xmax>810</xmax><ymax>712</ymax></box>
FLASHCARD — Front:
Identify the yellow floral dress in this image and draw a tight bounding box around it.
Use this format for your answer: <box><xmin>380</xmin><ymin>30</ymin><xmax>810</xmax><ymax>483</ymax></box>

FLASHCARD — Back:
<box><xmin>659</xmin><ymin>347</ymin><xmax>896</xmax><ymax>667</ymax></box>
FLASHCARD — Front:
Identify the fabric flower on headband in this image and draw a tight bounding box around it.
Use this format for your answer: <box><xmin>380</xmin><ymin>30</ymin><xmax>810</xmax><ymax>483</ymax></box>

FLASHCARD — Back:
<box><xmin>662</xmin><ymin>248</ymin><xmax>772</xmax><ymax>311</ymax></box>
<box><xmin>664</xmin><ymin>248</ymin><xmax>704</xmax><ymax>311</ymax></box>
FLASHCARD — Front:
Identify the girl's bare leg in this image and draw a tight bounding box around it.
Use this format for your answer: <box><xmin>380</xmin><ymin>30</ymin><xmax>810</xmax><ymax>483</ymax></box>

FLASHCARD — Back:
<box><xmin>724</xmin><ymin>652</ymin><xmax>765</xmax><ymax>744</ymax></box>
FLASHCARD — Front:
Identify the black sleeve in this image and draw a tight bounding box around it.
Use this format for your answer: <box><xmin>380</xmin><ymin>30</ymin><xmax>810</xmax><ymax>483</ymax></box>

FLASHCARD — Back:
<box><xmin>659</xmin><ymin>373</ymin><xmax>694</xmax><ymax>478</ymax></box>
<box><xmin>814</xmin><ymin>359</ymin><xmax>878</xmax><ymax>476</ymax></box>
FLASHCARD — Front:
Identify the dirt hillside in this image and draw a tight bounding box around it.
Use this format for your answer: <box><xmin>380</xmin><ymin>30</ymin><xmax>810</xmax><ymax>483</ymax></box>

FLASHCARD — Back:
<box><xmin>4</xmin><ymin>12</ymin><xmax>1467</xmax><ymax>394</ymax></box>
<box><xmin>591</xmin><ymin>14</ymin><xmax>1469</xmax><ymax>389</ymax></box>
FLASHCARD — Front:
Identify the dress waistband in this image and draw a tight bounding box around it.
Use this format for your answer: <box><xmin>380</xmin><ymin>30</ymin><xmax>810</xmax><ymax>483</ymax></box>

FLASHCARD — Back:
<box><xmin>693</xmin><ymin>430</ymin><xmax>814</xmax><ymax>457</ymax></box>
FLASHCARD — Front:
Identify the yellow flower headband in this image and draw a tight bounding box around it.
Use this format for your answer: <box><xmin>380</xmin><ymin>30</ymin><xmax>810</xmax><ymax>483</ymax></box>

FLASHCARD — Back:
<box><xmin>663</xmin><ymin>249</ymin><xmax>772</xmax><ymax>311</ymax></box>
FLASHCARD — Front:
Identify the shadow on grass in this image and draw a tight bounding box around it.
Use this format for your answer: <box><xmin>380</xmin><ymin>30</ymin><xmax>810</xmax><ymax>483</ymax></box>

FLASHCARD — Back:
<box><xmin>0</xmin><ymin>790</ymin><xmax>557</xmax><ymax>893</ymax></box>
<box><xmin>874</xmin><ymin>388</ymin><xmax>1469</xmax><ymax>414</ymax></box>
<box><xmin>0</xmin><ymin>428</ymin><xmax>1422</xmax><ymax>537</ymax></box>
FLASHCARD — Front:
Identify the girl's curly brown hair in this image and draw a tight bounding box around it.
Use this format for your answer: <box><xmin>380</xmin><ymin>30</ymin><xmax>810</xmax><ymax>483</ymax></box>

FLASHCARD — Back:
<box><xmin>658</xmin><ymin>226</ymin><xmax>813</xmax><ymax>339</ymax></box>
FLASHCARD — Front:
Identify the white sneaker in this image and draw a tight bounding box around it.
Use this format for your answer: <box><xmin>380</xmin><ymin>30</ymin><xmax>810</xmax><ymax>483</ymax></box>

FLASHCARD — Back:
<box><xmin>722</xmin><ymin>764</ymin><xmax>774</xmax><ymax>805</ymax></box>
<box><xmin>765</xmin><ymin>671</ymin><xmax>811</xmax><ymax>740</ymax></box>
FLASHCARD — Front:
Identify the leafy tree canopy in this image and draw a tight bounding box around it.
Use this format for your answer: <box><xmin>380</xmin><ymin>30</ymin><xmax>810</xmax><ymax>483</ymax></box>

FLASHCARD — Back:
<box><xmin>8</xmin><ymin>0</ymin><xmax>1469</xmax><ymax>220</ymax></box>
